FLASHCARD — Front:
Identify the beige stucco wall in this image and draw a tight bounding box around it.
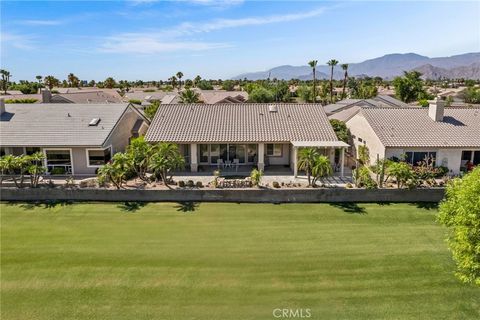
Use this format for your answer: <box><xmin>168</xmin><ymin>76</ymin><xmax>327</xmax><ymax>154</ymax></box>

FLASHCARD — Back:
<box><xmin>267</xmin><ymin>143</ymin><xmax>290</xmax><ymax>165</ymax></box>
<box><xmin>103</xmin><ymin>108</ymin><xmax>146</xmax><ymax>153</ymax></box>
<box><xmin>346</xmin><ymin>114</ymin><xmax>386</xmax><ymax>165</ymax></box>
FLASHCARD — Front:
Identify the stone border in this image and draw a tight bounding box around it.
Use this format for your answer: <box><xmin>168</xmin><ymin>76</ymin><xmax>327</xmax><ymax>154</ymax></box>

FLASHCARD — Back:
<box><xmin>0</xmin><ymin>188</ymin><xmax>445</xmax><ymax>203</ymax></box>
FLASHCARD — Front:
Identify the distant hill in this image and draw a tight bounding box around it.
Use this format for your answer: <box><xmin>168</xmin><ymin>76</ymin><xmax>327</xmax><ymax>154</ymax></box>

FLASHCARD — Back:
<box><xmin>232</xmin><ymin>52</ymin><xmax>480</xmax><ymax>80</ymax></box>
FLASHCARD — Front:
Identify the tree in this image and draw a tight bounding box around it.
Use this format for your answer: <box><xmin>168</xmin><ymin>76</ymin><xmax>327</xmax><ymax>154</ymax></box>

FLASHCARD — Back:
<box><xmin>36</xmin><ymin>75</ymin><xmax>43</xmax><ymax>85</ymax></box>
<box><xmin>144</xmin><ymin>100</ymin><xmax>160</xmax><ymax>120</ymax></box>
<box><xmin>311</xmin><ymin>155</ymin><xmax>333</xmax><ymax>185</ymax></box>
<box><xmin>298</xmin><ymin>147</ymin><xmax>319</xmax><ymax>186</ymax></box>
<box><xmin>329</xmin><ymin>119</ymin><xmax>349</xmax><ymax>143</ymax></box>
<box><xmin>393</xmin><ymin>71</ymin><xmax>427</xmax><ymax>103</ymax></box>
<box><xmin>197</xmin><ymin>80</ymin><xmax>213</xmax><ymax>90</ymax></box>
<box><xmin>297</xmin><ymin>85</ymin><xmax>313</xmax><ymax>103</ymax></box>
<box><xmin>1</xmin><ymin>69</ymin><xmax>12</xmax><ymax>94</ymax></box>
<box><xmin>149</xmin><ymin>143</ymin><xmax>185</xmax><ymax>189</ymax></box>
<box><xmin>104</xmin><ymin>77</ymin><xmax>116</xmax><ymax>89</ymax></box>
<box><xmin>27</xmin><ymin>152</ymin><xmax>46</xmax><ymax>188</ymax></box>
<box><xmin>126</xmin><ymin>136</ymin><xmax>154</xmax><ymax>181</ymax></box>
<box><xmin>438</xmin><ymin>167</ymin><xmax>480</xmax><ymax>285</ymax></box>
<box><xmin>327</xmin><ymin>59</ymin><xmax>339</xmax><ymax>103</ymax></box>
<box><xmin>169</xmin><ymin>76</ymin><xmax>178</xmax><ymax>89</ymax></box>
<box><xmin>176</xmin><ymin>72</ymin><xmax>183</xmax><ymax>89</ymax></box>
<box><xmin>194</xmin><ymin>75</ymin><xmax>202</xmax><ymax>87</ymax></box>
<box><xmin>221</xmin><ymin>80</ymin><xmax>235</xmax><ymax>91</ymax></box>
<box><xmin>179</xmin><ymin>89</ymin><xmax>201</xmax><ymax>103</ymax></box>
<box><xmin>1</xmin><ymin>155</ymin><xmax>21</xmax><ymax>187</ymax></box>
<box><xmin>97</xmin><ymin>153</ymin><xmax>131</xmax><ymax>189</ymax></box>
<box><xmin>387</xmin><ymin>162</ymin><xmax>414</xmax><ymax>188</ymax></box>
<box><xmin>250</xmin><ymin>168</ymin><xmax>263</xmax><ymax>187</ymax></box>
<box><xmin>341</xmin><ymin>64</ymin><xmax>349</xmax><ymax>99</ymax></box>
<box><xmin>67</xmin><ymin>73</ymin><xmax>79</xmax><ymax>87</ymax></box>
<box><xmin>308</xmin><ymin>60</ymin><xmax>318</xmax><ymax>103</ymax></box>
<box><xmin>43</xmin><ymin>76</ymin><xmax>60</xmax><ymax>90</ymax></box>
<box><xmin>463</xmin><ymin>87</ymin><xmax>480</xmax><ymax>104</ymax></box>
<box><xmin>248</xmin><ymin>86</ymin><xmax>274</xmax><ymax>103</ymax></box>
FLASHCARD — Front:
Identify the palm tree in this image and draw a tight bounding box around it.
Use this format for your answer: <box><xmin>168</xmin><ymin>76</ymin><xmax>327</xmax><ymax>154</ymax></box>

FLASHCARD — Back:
<box><xmin>169</xmin><ymin>76</ymin><xmax>177</xmax><ymax>89</ymax></box>
<box><xmin>67</xmin><ymin>73</ymin><xmax>79</xmax><ymax>88</ymax></box>
<box><xmin>149</xmin><ymin>143</ymin><xmax>185</xmax><ymax>189</ymax></box>
<box><xmin>179</xmin><ymin>89</ymin><xmax>201</xmax><ymax>103</ymax></box>
<box><xmin>341</xmin><ymin>64</ymin><xmax>349</xmax><ymax>99</ymax></box>
<box><xmin>1</xmin><ymin>155</ymin><xmax>20</xmax><ymax>187</ymax></box>
<box><xmin>104</xmin><ymin>77</ymin><xmax>116</xmax><ymax>89</ymax></box>
<box><xmin>176</xmin><ymin>72</ymin><xmax>184</xmax><ymax>90</ymax></box>
<box><xmin>327</xmin><ymin>59</ymin><xmax>339</xmax><ymax>103</ymax></box>
<box><xmin>308</xmin><ymin>60</ymin><xmax>318</xmax><ymax>103</ymax></box>
<box><xmin>44</xmin><ymin>75</ymin><xmax>59</xmax><ymax>90</ymax></box>
<box><xmin>194</xmin><ymin>75</ymin><xmax>202</xmax><ymax>87</ymax></box>
<box><xmin>1</xmin><ymin>69</ymin><xmax>11</xmax><ymax>94</ymax></box>
<box><xmin>297</xmin><ymin>147</ymin><xmax>320</xmax><ymax>186</ymax></box>
<box><xmin>311</xmin><ymin>155</ymin><xmax>333</xmax><ymax>186</ymax></box>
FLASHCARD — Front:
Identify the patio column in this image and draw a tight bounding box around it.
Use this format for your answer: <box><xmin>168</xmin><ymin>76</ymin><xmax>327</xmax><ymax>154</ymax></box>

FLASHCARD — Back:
<box><xmin>340</xmin><ymin>147</ymin><xmax>345</xmax><ymax>177</ymax></box>
<box><xmin>258</xmin><ymin>143</ymin><xmax>265</xmax><ymax>171</ymax></box>
<box><xmin>190</xmin><ymin>143</ymin><xmax>198</xmax><ymax>172</ymax></box>
<box><xmin>293</xmin><ymin>146</ymin><xmax>298</xmax><ymax>178</ymax></box>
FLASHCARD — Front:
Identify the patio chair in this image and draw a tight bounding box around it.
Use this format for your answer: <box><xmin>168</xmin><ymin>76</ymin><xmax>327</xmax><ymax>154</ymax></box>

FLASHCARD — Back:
<box><xmin>217</xmin><ymin>159</ymin><xmax>224</xmax><ymax>169</ymax></box>
<box><xmin>233</xmin><ymin>159</ymin><xmax>239</xmax><ymax>172</ymax></box>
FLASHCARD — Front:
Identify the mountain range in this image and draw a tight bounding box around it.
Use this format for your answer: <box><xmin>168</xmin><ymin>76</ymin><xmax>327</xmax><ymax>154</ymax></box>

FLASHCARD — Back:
<box><xmin>232</xmin><ymin>53</ymin><xmax>480</xmax><ymax>80</ymax></box>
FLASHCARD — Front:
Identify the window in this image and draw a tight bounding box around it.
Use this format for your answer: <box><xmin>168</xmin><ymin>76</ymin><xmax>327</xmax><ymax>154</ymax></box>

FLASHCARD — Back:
<box><xmin>45</xmin><ymin>150</ymin><xmax>72</xmax><ymax>174</ymax></box>
<box><xmin>0</xmin><ymin>147</ymin><xmax>5</xmax><ymax>157</ymax></box>
<box><xmin>26</xmin><ymin>147</ymin><xmax>41</xmax><ymax>155</ymax></box>
<box><xmin>405</xmin><ymin>151</ymin><xmax>437</xmax><ymax>166</ymax></box>
<box><xmin>12</xmin><ymin>147</ymin><xmax>24</xmax><ymax>156</ymax></box>
<box><xmin>247</xmin><ymin>144</ymin><xmax>257</xmax><ymax>163</ymax></box>
<box><xmin>199</xmin><ymin>144</ymin><xmax>209</xmax><ymax>163</ymax></box>
<box><xmin>87</xmin><ymin>148</ymin><xmax>111</xmax><ymax>166</ymax></box>
<box><xmin>461</xmin><ymin>150</ymin><xmax>480</xmax><ymax>169</ymax></box>
<box><xmin>266</xmin><ymin>144</ymin><xmax>282</xmax><ymax>157</ymax></box>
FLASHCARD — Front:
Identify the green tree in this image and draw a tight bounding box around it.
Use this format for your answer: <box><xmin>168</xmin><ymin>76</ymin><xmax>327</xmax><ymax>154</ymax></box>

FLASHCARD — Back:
<box><xmin>176</xmin><ymin>72</ymin><xmax>183</xmax><ymax>89</ymax></box>
<box><xmin>126</xmin><ymin>136</ymin><xmax>155</xmax><ymax>181</ymax></box>
<box><xmin>179</xmin><ymin>89</ymin><xmax>201</xmax><ymax>103</ymax></box>
<box><xmin>221</xmin><ymin>80</ymin><xmax>235</xmax><ymax>91</ymax></box>
<box><xmin>438</xmin><ymin>167</ymin><xmax>480</xmax><ymax>285</ymax></box>
<box><xmin>298</xmin><ymin>148</ymin><xmax>320</xmax><ymax>186</ymax></box>
<box><xmin>463</xmin><ymin>87</ymin><xmax>480</xmax><ymax>104</ymax></box>
<box><xmin>144</xmin><ymin>100</ymin><xmax>160</xmax><ymax>120</ymax></box>
<box><xmin>250</xmin><ymin>168</ymin><xmax>263</xmax><ymax>187</ymax></box>
<box><xmin>197</xmin><ymin>80</ymin><xmax>213</xmax><ymax>90</ymax></box>
<box><xmin>341</xmin><ymin>64</ymin><xmax>349</xmax><ymax>99</ymax></box>
<box><xmin>297</xmin><ymin>85</ymin><xmax>313</xmax><ymax>103</ymax></box>
<box><xmin>248</xmin><ymin>86</ymin><xmax>274</xmax><ymax>103</ymax></box>
<box><xmin>393</xmin><ymin>71</ymin><xmax>427</xmax><ymax>103</ymax></box>
<box><xmin>387</xmin><ymin>162</ymin><xmax>414</xmax><ymax>188</ymax></box>
<box><xmin>329</xmin><ymin>119</ymin><xmax>349</xmax><ymax>143</ymax></box>
<box><xmin>308</xmin><ymin>60</ymin><xmax>318</xmax><ymax>103</ymax></box>
<box><xmin>67</xmin><ymin>73</ymin><xmax>80</xmax><ymax>87</ymax></box>
<box><xmin>194</xmin><ymin>75</ymin><xmax>202</xmax><ymax>87</ymax></box>
<box><xmin>327</xmin><ymin>59</ymin><xmax>339</xmax><ymax>103</ymax></box>
<box><xmin>97</xmin><ymin>153</ymin><xmax>131</xmax><ymax>189</ymax></box>
<box><xmin>169</xmin><ymin>76</ymin><xmax>177</xmax><ymax>89</ymax></box>
<box><xmin>149</xmin><ymin>143</ymin><xmax>185</xmax><ymax>189</ymax></box>
<box><xmin>104</xmin><ymin>77</ymin><xmax>116</xmax><ymax>89</ymax></box>
<box><xmin>1</xmin><ymin>69</ymin><xmax>12</xmax><ymax>94</ymax></box>
<box><xmin>44</xmin><ymin>75</ymin><xmax>60</xmax><ymax>90</ymax></box>
<box><xmin>27</xmin><ymin>152</ymin><xmax>46</xmax><ymax>188</ymax></box>
<box><xmin>311</xmin><ymin>155</ymin><xmax>333</xmax><ymax>185</ymax></box>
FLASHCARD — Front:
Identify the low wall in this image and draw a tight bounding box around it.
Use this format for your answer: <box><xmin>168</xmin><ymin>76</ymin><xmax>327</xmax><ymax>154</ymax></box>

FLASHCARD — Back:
<box><xmin>0</xmin><ymin>188</ymin><xmax>445</xmax><ymax>203</ymax></box>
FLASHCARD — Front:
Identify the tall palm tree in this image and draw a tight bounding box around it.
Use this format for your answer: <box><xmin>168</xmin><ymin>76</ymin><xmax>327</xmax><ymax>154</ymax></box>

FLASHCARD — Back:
<box><xmin>297</xmin><ymin>147</ymin><xmax>319</xmax><ymax>186</ymax></box>
<box><xmin>169</xmin><ymin>76</ymin><xmax>177</xmax><ymax>89</ymax></box>
<box><xmin>1</xmin><ymin>69</ymin><xmax>11</xmax><ymax>94</ymax></box>
<box><xmin>176</xmin><ymin>72</ymin><xmax>184</xmax><ymax>90</ymax></box>
<box><xmin>327</xmin><ymin>59</ymin><xmax>339</xmax><ymax>103</ymax></box>
<box><xmin>308</xmin><ymin>60</ymin><xmax>318</xmax><ymax>103</ymax></box>
<box><xmin>341</xmin><ymin>64</ymin><xmax>349</xmax><ymax>99</ymax></box>
<box><xmin>67</xmin><ymin>73</ymin><xmax>79</xmax><ymax>88</ymax></box>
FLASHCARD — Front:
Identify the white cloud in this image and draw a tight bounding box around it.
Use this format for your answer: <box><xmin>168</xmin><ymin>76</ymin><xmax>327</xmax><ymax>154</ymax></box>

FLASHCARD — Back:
<box><xmin>1</xmin><ymin>32</ymin><xmax>36</xmax><ymax>50</ymax></box>
<box><xmin>19</xmin><ymin>19</ymin><xmax>63</xmax><ymax>26</ymax></box>
<box><xmin>98</xmin><ymin>7</ymin><xmax>325</xmax><ymax>54</ymax></box>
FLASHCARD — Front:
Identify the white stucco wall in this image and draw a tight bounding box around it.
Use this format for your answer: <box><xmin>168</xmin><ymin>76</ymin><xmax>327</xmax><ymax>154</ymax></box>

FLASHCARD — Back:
<box><xmin>346</xmin><ymin>114</ymin><xmax>386</xmax><ymax>165</ymax></box>
<box><xmin>267</xmin><ymin>144</ymin><xmax>290</xmax><ymax>165</ymax></box>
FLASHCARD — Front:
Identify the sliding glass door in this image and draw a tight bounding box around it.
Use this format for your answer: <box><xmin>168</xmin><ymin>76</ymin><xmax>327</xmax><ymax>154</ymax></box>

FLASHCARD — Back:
<box><xmin>199</xmin><ymin>144</ymin><xmax>256</xmax><ymax>165</ymax></box>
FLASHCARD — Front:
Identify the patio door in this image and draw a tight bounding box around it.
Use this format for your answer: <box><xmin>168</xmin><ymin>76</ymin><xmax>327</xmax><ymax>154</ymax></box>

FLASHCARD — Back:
<box><xmin>228</xmin><ymin>144</ymin><xmax>246</xmax><ymax>163</ymax></box>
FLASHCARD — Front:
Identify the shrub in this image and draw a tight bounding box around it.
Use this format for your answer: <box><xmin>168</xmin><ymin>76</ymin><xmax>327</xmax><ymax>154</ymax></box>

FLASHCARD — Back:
<box><xmin>187</xmin><ymin>180</ymin><xmax>194</xmax><ymax>187</ymax></box>
<box><xmin>4</xmin><ymin>98</ymin><xmax>38</xmax><ymax>104</ymax></box>
<box><xmin>196</xmin><ymin>181</ymin><xmax>203</xmax><ymax>188</ymax></box>
<box><xmin>355</xmin><ymin>166</ymin><xmax>377</xmax><ymax>189</ymax></box>
<box><xmin>387</xmin><ymin>162</ymin><xmax>414</xmax><ymax>188</ymax></box>
<box><xmin>178</xmin><ymin>180</ymin><xmax>186</xmax><ymax>188</ymax></box>
<box><xmin>50</xmin><ymin>167</ymin><xmax>66</xmax><ymax>175</ymax></box>
<box><xmin>143</xmin><ymin>89</ymin><xmax>156</xmax><ymax>92</ymax></box>
<box><xmin>128</xmin><ymin>99</ymin><xmax>142</xmax><ymax>105</ymax></box>
<box><xmin>250</xmin><ymin>168</ymin><xmax>263</xmax><ymax>187</ymax></box>
<box><xmin>346</xmin><ymin>183</ymin><xmax>353</xmax><ymax>189</ymax></box>
<box><xmin>272</xmin><ymin>181</ymin><xmax>280</xmax><ymax>188</ymax></box>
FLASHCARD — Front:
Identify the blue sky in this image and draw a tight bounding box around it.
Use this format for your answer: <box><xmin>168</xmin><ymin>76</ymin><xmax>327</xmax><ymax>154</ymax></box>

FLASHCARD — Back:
<box><xmin>1</xmin><ymin>0</ymin><xmax>479</xmax><ymax>81</ymax></box>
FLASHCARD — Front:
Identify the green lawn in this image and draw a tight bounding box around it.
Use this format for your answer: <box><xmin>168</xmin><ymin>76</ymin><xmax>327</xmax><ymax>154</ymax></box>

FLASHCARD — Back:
<box><xmin>1</xmin><ymin>202</ymin><xmax>479</xmax><ymax>320</ymax></box>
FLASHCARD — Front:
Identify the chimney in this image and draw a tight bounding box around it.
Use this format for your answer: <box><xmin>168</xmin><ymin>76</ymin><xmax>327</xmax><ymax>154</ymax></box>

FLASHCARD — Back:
<box><xmin>0</xmin><ymin>98</ymin><xmax>5</xmax><ymax>115</ymax></box>
<box><xmin>41</xmin><ymin>89</ymin><xmax>52</xmax><ymax>103</ymax></box>
<box><xmin>428</xmin><ymin>96</ymin><xmax>445</xmax><ymax>122</ymax></box>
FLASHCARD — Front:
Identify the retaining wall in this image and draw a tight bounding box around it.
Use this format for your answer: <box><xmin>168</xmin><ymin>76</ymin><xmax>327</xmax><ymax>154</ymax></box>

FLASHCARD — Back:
<box><xmin>0</xmin><ymin>188</ymin><xmax>445</xmax><ymax>203</ymax></box>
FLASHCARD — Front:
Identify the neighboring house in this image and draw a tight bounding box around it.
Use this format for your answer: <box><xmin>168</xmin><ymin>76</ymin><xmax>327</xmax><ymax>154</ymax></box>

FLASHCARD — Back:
<box><xmin>323</xmin><ymin>95</ymin><xmax>411</xmax><ymax>116</ymax></box>
<box><xmin>42</xmin><ymin>90</ymin><xmax>123</xmax><ymax>104</ymax></box>
<box><xmin>198</xmin><ymin>90</ymin><xmax>248</xmax><ymax>104</ymax></box>
<box><xmin>0</xmin><ymin>100</ymin><xmax>149</xmax><ymax>175</ymax></box>
<box><xmin>145</xmin><ymin>103</ymin><xmax>348</xmax><ymax>176</ymax></box>
<box><xmin>346</xmin><ymin>97</ymin><xmax>480</xmax><ymax>174</ymax></box>
<box><xmin>124</xmin><ymin>91</ymin><xmax>179</xmax><ymax>106</ymax></box>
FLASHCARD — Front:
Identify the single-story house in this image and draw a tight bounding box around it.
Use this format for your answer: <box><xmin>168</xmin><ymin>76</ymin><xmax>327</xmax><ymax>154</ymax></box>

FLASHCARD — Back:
<box><xmin>323</xmin><ymin>95</ymin><xmax>411</xmax><ymax>116</ymax></box>
<box><xmin>0</xmin><ymin>100</ymin><xmax>149</xmax><ymax>175</ymax></box>
<box><xmin>346</xmin><ymin>97</ymin><xmax>480</xmax><ymax>174</ymax></box>
<box><xmin>145</xmin><ymin>103</ymin><xmax>349</xmax><ymax>176</ymax></box>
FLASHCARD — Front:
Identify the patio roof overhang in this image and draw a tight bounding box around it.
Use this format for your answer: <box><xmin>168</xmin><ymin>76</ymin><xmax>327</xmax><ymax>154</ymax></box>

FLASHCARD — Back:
<box><xmin>290</xmin><ymin>141</ymin><xmax>349</xmax><ymax>148</ymax></box>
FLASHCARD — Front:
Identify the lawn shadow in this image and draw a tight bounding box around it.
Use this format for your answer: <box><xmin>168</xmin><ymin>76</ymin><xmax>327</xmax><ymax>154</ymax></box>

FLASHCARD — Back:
<box><xmin>118</xmin><ymin>201</ymin><xmax>147</xmax><ymax>212</ymax></box>
<box><xmin>329</xmin><ymin>202</ymin><xmax>367</xmax><ymax>215</ymax></box>
<box><xmin>9</xmin><ymin>201</ymin><xmax>73</xmax><ymax>210</ymax></box>
<box><xmin>175</xmin><ymin>202</ymin><xmax>199</xmax><ymax>213</ymax></box>
<box><xmin>411</xmin><ymin>202</ymin><xmax>439</xmax><ymax>210</ymax></box>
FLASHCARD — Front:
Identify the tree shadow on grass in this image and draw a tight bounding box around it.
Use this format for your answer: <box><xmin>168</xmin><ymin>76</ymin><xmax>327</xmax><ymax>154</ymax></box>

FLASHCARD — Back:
<box><xmin>175</xmin><ymin>202</ymin><xmax>199</xmax><ymax>213</ymax></box>
<box><xmin>8</xmin><ymin>201</ymin><xmax>73</xmax><ymax>210</ymax></box>
<box><xmin>410</xmin><ymin>202</ymin><xmax>439</xmax><ymax>210</ymax></box>
<box><xmin>329</xmin><ymin>202</ymin><xmax>367</xmax><ymax>215</ymax></box>
<box><xmin>118</xmin><ymin>201</ymin><xmax>147</xmax><ymax>212</ymax></box>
